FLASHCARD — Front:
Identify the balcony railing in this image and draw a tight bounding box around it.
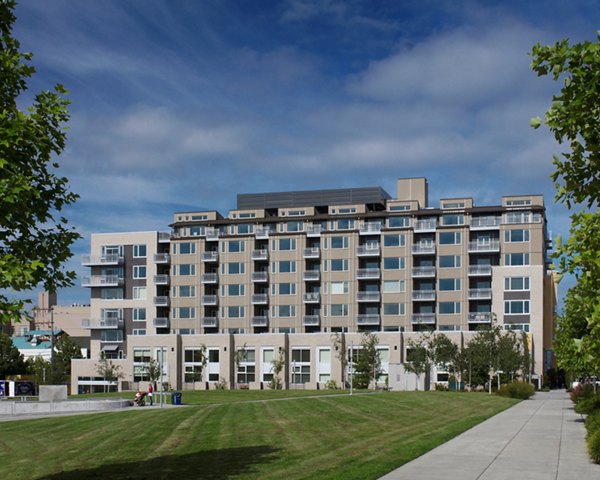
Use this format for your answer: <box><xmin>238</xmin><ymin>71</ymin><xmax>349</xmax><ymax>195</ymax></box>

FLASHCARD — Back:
<box><xmin>303</xmin><ymin>293</ymin><xmax>320</xmax><ymax>303</ymax></box>
<box><xmin>81</xmin><ymin>318</ymin><xmax>122</xmax><ymax>329</ymax></box>
<box><xmin>251</xmin><ymin>249</ymin><xmax>268</xmax><ymax>261</ymax></box>
<box><xmin>255</xmin><ymin>228</ymin><xmax>270</xmax><ymax>239</ymax></box>
<box><xmin>201</xmin><ymin>273</ymin><xmax>218</xmax><ymax>284</ymax></box>
<box><xmin>201</xmin><ymin>251</ymin><xmax>218</xmax><ymax>262</ymax></box>
<box><xmin>205</xmin><ymin>229</ymin><xmax>220</xmax><ymax>241</ymax></box>
<box><xmin>360</xmin><ymin>223</ymin><xmax>382</xmax><ymax>235</ymax></box>
<box><xmin>356</xmin><ymin>291</ymin><xmax>381</xmax><ymax>302</ymax></box>
<box><xmin>468</xmin><ymin>265</ymin><xmax>492</xmax><ymax>276</ymax></box>
<box><xmin>306</xmin><ymin>225</ymin><xmax>322</xmax><ymax>237</ymax></box>
<box><xmin>356</xmin><ymin>314</ymin><xmax>380</xmax><ymax>325</ymax></box>
<box><xmin>412</xmin><ymin>290</ymin><xmax>436</xmax><ymax>301</ymax></box>
<box><xmin>302</xmin><ymin>315</ymin><xmax>320</xmax><ymax>326</ymax></box>
<box><xmin>468</xmin><ymin>240</ymin><xmax>500</xmax><ymax>252</ymax></box>
<box><xmin>158</xmin><ymin>232</ymin><xmax>171</xmax><ymax>243</ymax></box>
<box><xmin>153</xmin><ymin>253</ymin><xmax>171</xmax><ymax>264</ymax></box>
<box><xmin>468</xmin><ymin>312</ymin><xmax>493</xmax><ymax>323</ymax></box>
<box><xmin>201</xmin><ymin>295</ymin><xmax>218</xmax><ymax>305</ymax></box>
<box><xmin>81</xmin><ymin>254</ymin><xmax>123</xmax><ymax>266</ymax></box>
<box><xmin>251</xmin><ymin>316</ymin><xmax>268</xmax><ymax>327</ymax></box>
<box><xmin>251</xmin><ymin>271</ymin><xmax>269</xmax><ymax>283</ymax></box>
<box><xmin>251</xmin><ymin>294</ymin><xmax>268</xmax><ymax>304</ymax></box>
<box><xmin>303</xmin><ymin>270</ymin><xmax>320</xmax><ymax>281</ymax></box>
<box><xmin>81</xmin><ymin>275</ymin><xmax>123</xmax><ymax>287</ymax></box>
<box><xmin>153</xmin><ymin>296</ymin><xmax>170</xmax><ymax>307</ymax></box>
<box><xmin>201</xmin><ymin>316</ymin><xmax>218</xmax><ymax>328</ymax></box>
<box><xmin>412</xmin><ymin>243</ymin><xmax>435</xmax><ymax>255</ymax></box>
<box><xmin>468</xmin><ymin>288</ymin><xmax>492</xmax><ymax>300</ymax></box>
<box><xmin>153</xmin><ymin>317</ymin><xmax>169</xmax><ymax>328</ymax></box>
<box><xmin>470</xmin><ymin>217</ymin><xmax>501</xmax><ymax>229</ymax></box>
<box><xmin>153</xmin><ymin>274</ymin><xmax>169</xmax><ymax>285</ymax></box>
<box><xmin>303</xmin><ymin>247</ymin><xmax>320</xmax><ymax>259</ymax></box>
<box><xmin>356</xmin><ymin>268</ymin><xmax>380</xmax><ymax>279</ymax></box>
<box><xmin>357</xmin><ymin>244</ymin><xmax>381</xmax><ymax>256</ymax></box>
<box><xmin>414</xmin><ymin>220</ymin><xmax>437</xmax><ymax>232</ymax></box>
<box><xmin>411</xmin><ymin>313</ymin><xmax>436</xmax><ymax>324</ymax></box>
<box><xmin>412</xmin><ymin>266</ymin><xmax>436</xmax><ymax>277</ymax></box>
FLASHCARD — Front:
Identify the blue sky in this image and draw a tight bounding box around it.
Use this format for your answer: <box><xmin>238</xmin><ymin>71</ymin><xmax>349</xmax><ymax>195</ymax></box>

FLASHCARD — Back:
<box><xmin>11</xmin><ymin>0</ymin><xmax>600</xmax><ymax>306</ymax></box>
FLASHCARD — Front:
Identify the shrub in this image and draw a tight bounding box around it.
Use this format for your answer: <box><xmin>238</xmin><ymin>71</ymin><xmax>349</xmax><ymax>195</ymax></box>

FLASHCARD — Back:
<box><xmin>215</xmin><ymin>377</ymin><xmax>227</xmax><ymax>390</ymax></box>
<box><xmin>575</xmin><ymin>393</ymin><xmax>600</xmax><ymax>415</ymax></box>
<box><xmin>588</xmin><ymin>424</ymin><xmax>600</xmax><ymax>463</ymax></box>
<box><xmin>435</xmin><ymin>383</ymin><xmax>449</xmax><ymax>391</ymax></box>
<box><xmin>496</xmin><ymin>381</ymin><xmax>535</xmax><ymax>399</ymax></box>
<box><xmin>326</xmin><ymin>380</ymin><xmax>339</xmax><ymax>390</ymax></box>
<box><xmin>570</xmin><ymin>383</ymin><xmax>595</xmax><ymax>404</ymax></box>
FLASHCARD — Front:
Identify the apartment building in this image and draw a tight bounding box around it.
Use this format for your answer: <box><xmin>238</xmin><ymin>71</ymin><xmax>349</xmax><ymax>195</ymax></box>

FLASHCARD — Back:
<box><xmin>71</xmin><ymin>177</ymin><xmax>556</xmax><ymax>393</ymax></box>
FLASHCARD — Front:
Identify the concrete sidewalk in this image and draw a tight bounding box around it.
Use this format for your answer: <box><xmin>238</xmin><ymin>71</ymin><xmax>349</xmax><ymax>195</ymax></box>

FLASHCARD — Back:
<box><xmin>380</xmin><ymin>390</ymin><xmax>600</xmax><ymax>480</ymax></box>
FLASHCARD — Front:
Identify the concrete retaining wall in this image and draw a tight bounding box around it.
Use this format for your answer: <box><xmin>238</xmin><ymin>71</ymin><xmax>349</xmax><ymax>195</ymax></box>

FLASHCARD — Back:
<box><xmin>0</xmin><ymin>399</ymin><xmax>130</xmax><ymax>416</ymax></box>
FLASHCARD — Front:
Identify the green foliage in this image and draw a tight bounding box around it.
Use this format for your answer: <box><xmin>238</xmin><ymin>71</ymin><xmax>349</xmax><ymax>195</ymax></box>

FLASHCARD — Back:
<box><xmin>570</xmin><ymin>383</ymin><xmax>596</xmax><ymax>404</ymax></box>
<box><xmin>496</xmin><ymin>382</ymin><xmax>535</xmax><ymax>399</ymax></box>
<box><xmin>331</xmin><ymin>332</ymin><xmax>347</xmax><ymax>385</ymax></box>
<box><xmin>214</xmin><ymin>377</ymin><xmax>227</xmax><ymax>390</ymax></box>
<box><xmin>0</xmin><ymin>332</ymin><xmax>26</xmax><ymax>378</ymax></box>
<box><xmin>145</xmin><ymin>359</ymin><xmax>162</xmax><ymax>385</ymax></box>
<box><xmin>0</xmin><ymin>1</ymin><xmax>80</xmax><ymax>323</ymax></box>
<box><xmin>575</xmin><ymin>393</ymin><xmax>600</xmax><ymax>415</ymax></box>
<box><xmin>54</xmin><ymin>334</ymin><xmax>82</xmax><ymax>377</ymax></box>
<box><xmin>269</xmin><ymin>348</ymin><xmax>285</xmax><ymax>390</ymax></box>
<box><xmin>352</xmin><ymin>332</ymin><xmax>382</xmax><ymax>389</ymax></box>
<box><xmin>95</xmin><ymin>355</ymin><xmax>124</xmax><ymax>392</ymax></box>
<box><xmin>325</xmin><ymin>380</ymin><xmax>339</xmax><ymax>390</ymax></box>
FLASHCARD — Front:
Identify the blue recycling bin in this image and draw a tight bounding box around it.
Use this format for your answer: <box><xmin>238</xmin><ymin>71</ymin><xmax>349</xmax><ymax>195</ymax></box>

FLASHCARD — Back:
<box><xmin>171</xmin><ymin>391</ymin><xmax>182</xmax><ymax>405</ymax></box>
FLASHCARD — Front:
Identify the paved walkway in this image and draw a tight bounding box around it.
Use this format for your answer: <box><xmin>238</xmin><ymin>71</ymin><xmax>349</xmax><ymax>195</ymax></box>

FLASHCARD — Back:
<box><xmin>380</xmin><ymin>390</ymin><xmax>600</xmax><ymax>479</ymax></box>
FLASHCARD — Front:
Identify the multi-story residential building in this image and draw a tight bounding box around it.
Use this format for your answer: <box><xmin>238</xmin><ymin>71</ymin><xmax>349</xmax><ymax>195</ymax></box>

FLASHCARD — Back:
<box><xmin>71</xmin><ymin>178</ymin><xmax>557</xmax><ymax>393</ymax></box>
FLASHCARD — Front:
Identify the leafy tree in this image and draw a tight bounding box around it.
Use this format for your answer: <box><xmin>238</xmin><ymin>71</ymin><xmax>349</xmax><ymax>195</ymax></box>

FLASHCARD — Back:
<box><xmin>0</xmin><ymin>0</ymin><xmax>80</xmax><ymax>324</ymax></box>
<box><xmin>331</xmin><ymin>333</ymin><xmax>347</xmax><ymax>387</ymax></box>
<box><xmin>404</xmin><ymin>333</ymin><xmax>458</xmax><ymax>390</ymax></box>
<box><xmin>95</xmin><ymin>355</ymin><xmax>124</xmax><ymax>393</ymax></box>
<box><xmin>27</xmin><ymin>356</ymin><xmax>53</xmax><ymax>386</ymax></box>
<box><xmin>54</xmin><ymin>334</ymin><xmax>82</xmax><ymax>378</ymax></box>
<box><xmin>531</xmin><ymin>34</ymin><xmax>600</xmax><ymax>376</ymax></box>
<box><xmin>403</xmin><ymin>338</ymin><xmax>429</xmax><ymax>391</ymax></box>
<box><xmin>0</xmin><ymin>332</ymin><xmax>26</xmax><ymax>378</ymax></box>
<box><xmin>269</xmin><ymin>348</ymin><xmax>285</xmax><ymax>390</ymax></box>
<box><xmin>145</xmin><ymin>358</ymin><xmax>162</xmax><ymax>388</ymax></box>
<box><xmin>353</xmin><ymin>332</ymin><xmax>382</xmax><ymax>389</ymax></box>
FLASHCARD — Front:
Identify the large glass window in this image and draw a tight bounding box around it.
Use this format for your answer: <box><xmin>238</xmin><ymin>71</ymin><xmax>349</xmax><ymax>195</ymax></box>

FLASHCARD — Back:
<box><xmin>383</xmin><ymin>303</ymin><xmax>404</xmax><ymax>315</ymax></box>
<box><xmin>133</xmin><ymin>265</ymin><xmax>146</xmax><ymax>279</ymax></box>
<box><xmin>133</xmin><ymin>348</ymin><xmax>151</xmax><ymax>381</ymax></box>
<box><xmin>383</xmin><ymin>257</ymin><xmax>405</xmax><ymax>270</ymax></box>
<box><xmin>504</xmin><ymin>253</ymin><xmax>530</xmax><ymax>266</ymax></box>
<box><xmin>504</xmin><ymin>300</ymin><xmax>530</xmax><ymax>315</ymax></box>
<box><xmin>337</xmin><ymin>219</ymin><xmax>354</xmax><ymax>230</ymax></box>
<box><xmin>331</xmin><ymin>281</ymin><xmax>349</xmax><ymax>294</ymax></box>
<box><xmin>133</xmin><ymin>308</ymin><xmax>146</xmax><ymax>321</ymax></box>
<box><xmin>278</xmin><ymin>283</ymin><xmax>296</xmax><ymax>295</ymax></box>
<box><xmin>184</xmin><ymin>348</ymin><xmax>204</xmax><ymax>383</ymax></box>
<box><xmin>228</xmin><ymin>306</ymin><xmax>244</xmax><ymax>318</ymax></box>
<box><xmin>331</xmin><ymin>236</ymin><xmax>349</xmax><ymax>249</ymax></box>
<box><xmin>291</xmin><ymin>349</ymin><xmax>311</xmax><ymax>384</ymax></box>
<box><xmin>278</xmin><ymin>238</ymin><xmax>296</xmax><ymax>251</ymax></box>
<box><xmin>228</xmin><ymin>240</ymin><xmax>245</xmax><ymax>253</ymax></box>
<box><xmin>504</xmin><ymin>229</ymin><xmax>530</xmax><ymax>242</ymax></box>
<box><xmin>383</xmin><ymin>280</ymin><xmax>405</xmax><ymax>293</ymax></box>
<box><xmin>179</xmin><ymin>307</ymin><xmax>196</xmax><ymax>319</ymax></box>
<box><xmin>439</xmin><ymin>302</ymin><xmax>461</xmax><ymax>314</ymax></box>
<box><xmin>179</xmin><ymin>264</ymin><xmax>196</xmax><ymax>276</ymax></box>
<box><xmin>133</xmin><ymin>244</ymin><xmax>147</xmax><ymax>258</ymax></box>
<box><xmin>133</xmin><ymin>287</ymin><xmax>147</xmax><ymax>300</ymax></box>
<box><xmin>439</xmin><ymin>232</ymin><xmax>461</xmax><ymax>245</ymax></box>
<box><xmin>279</xmin><ymin>260</ymin><xmax>296</xmax><ymax>273</ymax></box>
<box><xmin>227</xmin><ymin>284</ymin><xmax>245</xmax><ymax>296</ymax></box>
<box><xmin>383</xmin><ymin>234</ymin><xmax>406</xmax><ymax>247</ymax></box>
<box><xmin>439</xmin><ymin>278</ymin><xmax>461</xmax><ymax>291</ymax></box>
<box><xmin>331</xmin><ymin>259</ymin><xmax>349</xmax><ymax>271</ymax></box>
<box><xmin>179</xmin><ymin>242</ymin><xmax>196</xmax><ymax>254</ymax></box>
<box><xmin>179</xmin><ymin>285</ymin><xmax>196</xmax><ymax>297</ymax></box>
<box><xmin>388</xmin><ymin>216</ymin><xmax>409</xmax><ymax>228</ymax></box>
<box><xmin>504</xmin><ymin>277</ymin><xmax>530</xmax><ymax>291</ymax></box>
<box><xmin>330</xmin><ymin>304</ymin><xmax>349</xmax><ymax>316</ymax></box>
<box><xmin>237</xmin><ymin>349</ymin><xmax>256</xmax><ymax>384</ymax></box>
<box><xmin>278</xmin><ymin>305</ymin><xmax>296</xmax><ymax>317</ymax></box>
<box><xmin>227</xmin><ymin>262</ymin><xmax>245</xmax><ymax>274</ymax></box>
<box><xmin>439</xmin><ymin>255</ymin><xmax>461</xmax><ymax>268</ymax></box>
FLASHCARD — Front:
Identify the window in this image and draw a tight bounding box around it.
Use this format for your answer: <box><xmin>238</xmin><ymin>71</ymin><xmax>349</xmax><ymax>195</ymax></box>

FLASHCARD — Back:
<box><xmin>228</xmin><ymin>306</ymin><xmax>245</xmax><ymax>318</ymax></box>
<box><xmin>225</xmin><ymin>284</ymin><xmax>245</xmax><ymax>296</ymax></box>
<box><xmin>179</xmin><ymin>264</ymin><xmax>196</xmax><ymax>276</ymax></box>
<box><xmin>504</xmin><ymin>277</ymin><xmax>530</xmax><ymax>291</ymax></box>
<box><xmin>133</xmin><ymin>308</ymin><xmax>146</xmax><ymax>321</ymax></box>
<box><xmin>504</xmin><ymin>229</ymin><xmax>530</xmax><ymax>242</ymax></box>
<box><xmin>279</xmin><ymin>260</ymin><xmax>296</xmax><ymax>273</ymax></box>
<box><xmin>388</xmin><ymin>216</ymin><xmax>409</xmax><ymax>228</ymax></box>
<box><xmin>237</xmin><ymin>348</ymin><xmax>256</xmax><ymax>384</ymax></box>
<box><xmin>504</xmin><ymin>300</ymin><xmax>530</xmax><ymax>315</ymax></box>
<box><xmin>505</xmin><ymin>253</ymin><xmax>530</xmax><ymax>266</ymax></box>
<box><xmin>505</xmin><ymin>212</ymin><xmax>530</xmax><ymax>224</ymax></box>
<box><xmin>439</xmin><ymin>278</ymin><xmax>461</xmax><ymax>291</ymax></box>
<box><xmin>101</xmin><ymin>288</ymin><xmax>123</xmax><ymax>300</ymax></box>
<box><xmin>331</xmin><ymin>281</ymin><xmax>349</xmax><ymax>294</ymax></box>
<box><xmin>439</xmin><ymin>302</ymin><xmax>461</xmax><ymax>314</ymax></box>
<box><xmin>331</xmin><ymin>259</ymin><xmax>349</xmax><ymax>271</ymax></box>
<box><xmin>442</xmin><ymin>202</ymin><xmax>465</xmax><ymax>209</ymax></box>
<box><xmin>330</xmin><ymin>304</ymin><xmax>349</xmax><ymax>316</ymax></box>
<box><xmin>439</xmin><ymin>232</ymin><xmax>461</xmax><ymax>244</ymax></box>
<box><xmin>383</xmin><ymin>280</ymin><xmax>405</xmax><ymax>293</ymax></box>
<box><xmin>179</xmin><ymin>307</ymin><xmax>196</xmax><ymax>319</ymax></box>
<box><xmin>383</xmin><ymin>303</ymin><xmax>405</xmax><ymax>315</ymax></box>
<box><xmin>133</xmin><ymin>287</ymin><xmax>147</xmax><ymax>300</ymax></box>
<box><xmin>237</xmin><ymin>223</ymin><xmax>253</xmax><ymax>234</ymax></box>
<box><xmin>331</xmin><ymin>236</ymin><xmax>349</xmax><ymax>249</ymax></box>
<box><xmin>262</xmin><ymin>349</ymin><xmax>274</xmax><ymax>382</ymax></box>
<box><xmin>133</xmin><ymin>265</ymin><xmax>146</xmax><ymax>279</ymax></box>
<box><xmin>207</xmin><ymin>349</ymin><xmax>220</xmax><ymax>381</ymax></box>
<box><xmin>228</xmin><ymin>240</ymin><xmax>245</xmax><ymax>253</ymax></box>
<box><xmin>227</xmin><ymin>262</ymin><xmax>245</xmax><ymax>274</ymax></box>
<box><xmin>278</xmin><ymin>305</ymin><xmax>296</xmax><ymax>317</ymax></box>
<box><xmin>133</xmin><ymin>348</ymin><xmax>151</xmax><ymax>381</ymax></box>
<box><xmin>337</xmin><ymin>219</ymin><xmax>354</xmax><ymax>230</ymax></box>
<box><xmin>286</xmin><ymin>221</ymin><xmax>303</xmax><ymax>232</ymax></box>
<box><xmin>383</xmin><ymin>234</ymin><xmax>406</xmax><ymax>247</ymax></box>
<box><xmin>132</xmin><ymin>329</ymin><xmax>146</xmax><ymax>335</ymax></box>
<box><xmin>389</xmin><ymin>205</ymin><xmax>410</xmax><ymax>211</ymax></box>
<box><xmin>179</xmin><ymin>242</ymin><xmax>196</xmax><ymax>254</ymax></box>
<box><xmin>442</xmin><ymin>214</ymin><xmax>464</xmax><ymax>226</ymax></box>
<box><xmin>291</xmin><ymin>349</ymin><xmax>311</xmax><ymax>384</ymax></box>
<box><xmin>184</xmin><ymin>348</ymin><xmax>205</xmax><ymax>383</ymax></box>
<box><xmin>133</xmin><ymin>244</ymin><xmax>147</xmax><ymax>258</ymax></box>
<box><xmin>383</xmin><ymin>257</ymin><xmax>405</xmax><ymax>270</ymax></box>
<box><xmin>179</xmin><ymin>285</ymin><xmax>196</xmax><ymax>297</ymax></box>
<box><xmin>506</xmin><ymin>199</ymin><xmax>531</xmax><ymax>206</ymax></box>
<box><xmin>103</xmin><ymin>245</ymin><xmax>123</xmax><ymax>256</ymax></box>
<box><xmin>278</xmin><ymin>238</ymin><xmax>296</xmax><ymax>251</ymax></box>
<box><xmin>439</xmin><ymin>255</ymin><xmax>461</xmax><ymax>268</ymax></box>
<box><xmin>100</xmin><ymin>330</ymin><xmax>123</xmax><ymax>342</ymax></box>
<box><xmin>278</xmin><ymin>283</ymin><xmax>296</xmax><ymax>295</ymax></box>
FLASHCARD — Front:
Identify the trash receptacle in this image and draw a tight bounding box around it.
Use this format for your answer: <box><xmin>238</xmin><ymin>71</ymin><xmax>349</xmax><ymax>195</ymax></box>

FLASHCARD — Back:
<box><xmin>171</xmin><ymin>392</ymin><xmax>182</xmax><ymax>405</ymax></box>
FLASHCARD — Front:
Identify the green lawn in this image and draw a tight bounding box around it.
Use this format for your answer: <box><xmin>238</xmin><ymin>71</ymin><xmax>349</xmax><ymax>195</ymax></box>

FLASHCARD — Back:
<box><xmin>0</xmin><ymin>391</ymin><xmax>517</xmax><ymax>480</ymax></box>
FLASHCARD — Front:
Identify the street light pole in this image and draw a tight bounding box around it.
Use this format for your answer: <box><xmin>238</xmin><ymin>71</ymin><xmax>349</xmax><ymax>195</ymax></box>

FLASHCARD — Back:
<box><xmin>349</xmin><ymin>341</ymin><xmax>353</xmax><ymax>396</ymax></box>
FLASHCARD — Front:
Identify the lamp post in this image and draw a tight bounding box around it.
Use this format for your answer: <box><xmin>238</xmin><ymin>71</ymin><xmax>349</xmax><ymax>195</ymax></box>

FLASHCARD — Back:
<box><xmin>349</xmin><ymin>341</ymin><xmax>353</xmax><ymax>396</ymax></box>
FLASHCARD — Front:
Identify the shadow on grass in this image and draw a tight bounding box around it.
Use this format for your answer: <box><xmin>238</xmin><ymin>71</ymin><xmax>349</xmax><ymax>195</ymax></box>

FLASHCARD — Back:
<box><xmin>38</xmin><ymin>445</ymin><xmax>281</xmax><ymax>480</ymax></box>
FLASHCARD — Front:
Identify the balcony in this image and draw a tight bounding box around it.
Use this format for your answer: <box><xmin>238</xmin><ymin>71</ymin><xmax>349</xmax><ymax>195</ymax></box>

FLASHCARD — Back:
<box><xmin>154</xmin><ymin>253</ymin><xmax>170</xmax><ymax>264</ymax></box>
<box><xmin>201</xmin><ymin>251</ymin><xmax>218</xmax><ymax>262</ymax></box>
<box><xmin>158</xmin><ymin>232</ymin><xmax>171</xmax><ymax>243</ymax></box>
<box><xmin>81</xmin><ymin>318</ymin><xmax>122</xmax><ymax>329</ymax></box>
<box><xmin>153</xmin><ymin>296</ymin><xmax>169</xmax><ymax>307</ymax></box>
<box><xmin>201</xmin><ymin>273</ymin><xmax>218</xmax><ymax>284</ymax></box>
<box><xmin>306</xmin><ymin>225</ymin><xmax>322</xmax><ymax>237</ymax></box>
<box><xmin>357</xmin><ymin>244</ymin><xmax>380</xmax><ymax>257</ymax></box>
<box><xmin>412</xmin><ymin>243</ymin><xmax>435</xmax><ymax>255</ymax></box>
<box><xmin>468</xmin><ymin>240</ymin><xmax>500</xmax><ymax>253</ymax></box>
<box><xmin>303</xmin><ymin>270</ymin><xmax>320</xmax><ymax>282</ymax></box>
<box><xmin>360</xmin><ymin>222</ymin><xmax>382</xmax><ymax>235</ymax></box>
<box><xmin>414</xmin><ymin>220</ymin><xmax>437</xmax><ymax>232</ymax></box>
<box><xmin>251</xmin><ymin>316</ymin><xmax>268</xmax><ymax>327</ymax></box>
<box><xmin>468</xmin><ymin>312</ymin><xmax>493</xmax><ymax>324</ymax></box>
<box><xmin>201</xmin><ymin>295</ymin><xmax>218</xmax><ymax>305</ymax></box>
<box><xmin>356</xmin><ymin>314</ymin><xmax>380</xmax><ymax>325</ymax></box>
<box><xmin>255</xmin><ymin>228</ymin><xmax>270</xmax><ymax>239</ymax></box>
<box><xmin>303</xmin><ymin>247</ymin><xmax>320</xmax><ymax>259</ymax></box>
<box><xmin>153</xmin><ymin>317</ymin><xmax>169</xmax><ymax>328</ymax></box>
<box><xmin>153</xmin><ymin>274</ymin><xmax>169</xmax><ymax>285</ymax></box>
<box><xmin>81</xmin><ymin>275</ymin><xmax>123</xmax><ymax>287</ymax></box>
<box><xmin>81</xmin><ymin>254</ymin><xmax>123</xmax><ymax>266</ymax></box>
<box><xmin>412</xmin><ymin>290</ymin><xmax>436</xmax><ymax>301</ymax></box>
<box><xmin>470</xmin><ymin>217</ymin><xmax>501</xmax><ymax>230</ymax></box>
<box><xmin>251</xmin><ymin>271</ymin><xmax>269</xmax><ymax>283</ymax></box>
<box><xmin>411</xmin><ymin>313</ymin><xmax>436</xmax><ymax>324</ymax></box>
<box><xmin>356</xmin><ymin>268</ymin><xmax>380</xmax><ymax>279</ymax></box>
<box><xmin>356</xmin><ymin>291</ymin><xmax>381</xmax><ymax>302</ymax></box>
<box><xmin>251</xmin><ymin>294</ymin><xmax>269</xmax><ymax>305</ymax></box>
<box><xmin>251</xmin><ymin>249</ymin><xmax>268</xmax><ymax>261</ymax></box>
<box><xmin>303</xmin><ymin>292</ymin><xmax>320</xmax><ymax>303</ymax></box>
<box><xmin>201</xmin><ymin>316</ymin><xmax>218</xmax><ymax>328</ymax></box>
<box><xmin>412</xmin><ymin>266</ymin><xmax>436</xmax><ymax>277</ymax></box>
<box><xmin>468</xmin><ymin>265</ymin><xmax>492</xmax><ymax>276</ymax></box>
<box><xmin>303</xmin><ymin>315</ymin><xmax>320</xmax><ymax>326</ymax></box>
<box><xmin>468</xmin><ymin>288</ymin><xmax>492</xmax><ymax>300</ymax></box>
<box><xmin>205</xmin><ymin>229</ymin><xmax>220</xmax><ymax>241</ymax></box>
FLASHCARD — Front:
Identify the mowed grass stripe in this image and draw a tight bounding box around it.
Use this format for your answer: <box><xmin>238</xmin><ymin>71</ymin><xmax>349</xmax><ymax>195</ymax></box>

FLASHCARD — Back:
<box><xmin>0</xmin><ymin>392</ymin><xmax>517</xmax><ymax>480</ymax></box>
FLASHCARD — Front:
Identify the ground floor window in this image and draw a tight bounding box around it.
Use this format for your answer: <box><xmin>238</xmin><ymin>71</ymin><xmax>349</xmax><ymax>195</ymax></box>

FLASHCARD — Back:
<box><xmin>291</xmin><ymin>348</ymin><xmax>311</xmax><ymax>384</ymax></box>
<box><xmin>236</xmin><ymin>348</ymin><xmax>256</xmax><ymax>384</ymax></box>
<box><xmin>184</xmin><ymin>348</ymin><xmax>204</xmax><ymax>383</ymax></box>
